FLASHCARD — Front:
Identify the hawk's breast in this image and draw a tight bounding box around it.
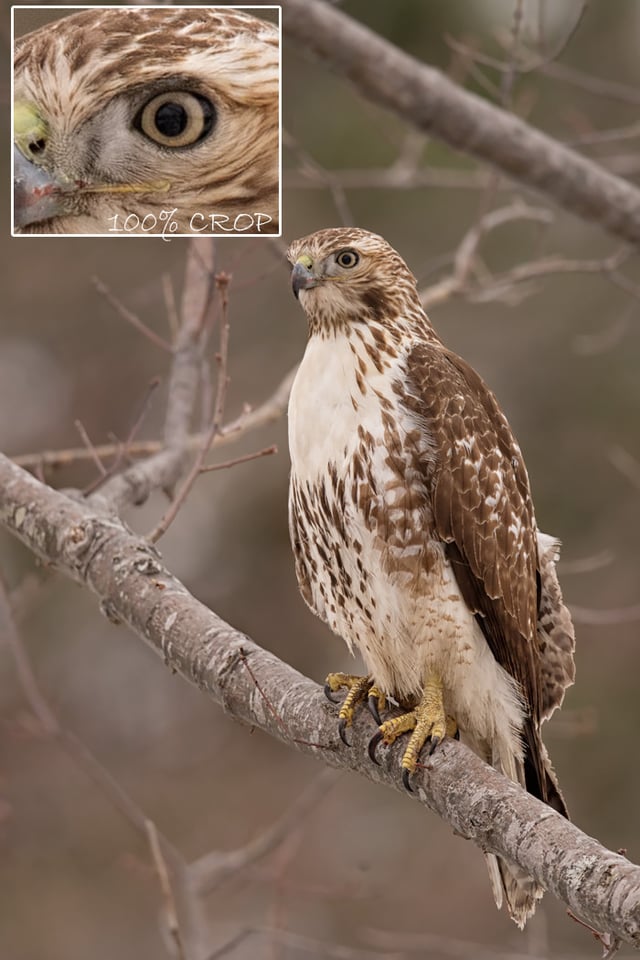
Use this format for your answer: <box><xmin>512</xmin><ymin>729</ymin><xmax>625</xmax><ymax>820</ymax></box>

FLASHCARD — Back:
<box><xmin>288</xmin><ymin>325</ymin><xmax>525</xmax><ymax>746</ymax></box>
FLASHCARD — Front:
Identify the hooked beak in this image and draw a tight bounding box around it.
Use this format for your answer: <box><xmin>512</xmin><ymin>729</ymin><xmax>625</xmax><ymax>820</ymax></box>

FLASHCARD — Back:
<box><xmin>13</xmin><ymin>144</ymin><xmax>70</xmax><ymax>229</ymax></box>
<box><xmin>291</xmin><ymin>257</ymin><xmax>318</xmax><ymax>299</ymax></box>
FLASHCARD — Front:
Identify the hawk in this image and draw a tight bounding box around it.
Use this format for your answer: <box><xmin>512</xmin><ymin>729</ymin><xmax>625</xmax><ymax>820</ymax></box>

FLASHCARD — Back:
<box><xmin>13</xmin><ymin>7</ymin><xmax>279</xmax><ymax>235</ymax></box>
<box><xmin>287</xmin><ymin>227</ymin><xmax>575</xmax><ymax>927</ymax></box>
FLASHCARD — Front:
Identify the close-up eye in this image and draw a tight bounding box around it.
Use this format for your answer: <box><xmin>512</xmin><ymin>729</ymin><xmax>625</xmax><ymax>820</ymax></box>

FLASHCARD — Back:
<box><xmin>135</xmin><ymin>91</ymin><xmax>216</xmax><ymax>148</ymax></box>
<box><xmin>335</xmin><ymin>249</ymin><xmax>359</xmax><ymax>268</ymax></box>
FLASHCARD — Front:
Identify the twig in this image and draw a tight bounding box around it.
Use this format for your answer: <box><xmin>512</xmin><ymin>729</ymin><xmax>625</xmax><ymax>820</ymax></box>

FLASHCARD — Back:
<box><xmin>92</xmin><ymin>276</ymin><xmax>172</xmax><ymax>352</ymax></box>
<box><xmin>162</xmin><ymin>272</ymin><xmax>180</xmax><ymax>340</ymax></box>
<box><xmin>83</xmin><ymin>377</ymin><xmax>162</xmax><ymax>496</ymax></box>
<box><xmin>198</xmin><ymin>445</ymin><xmax>277</xmax><ymax>474</ymax></box>
<box><xmin>0</xmin><ymin>569</ymin><xmax>184</xmax><ymax>850</ymax></box>
<box><xmin>146</xmin><ymin>819</ymin><xmax>186</xmax><ymax>960</ymax></box>
<box><xmin>205</xmin><ymin>926</ymin><xmax>403</xmax><ymax>960</ymax></box>
<box><xmin>12</xmin><ymin>364</ymin><xmax>297</xmax><ymax>473</ymax></box>
<box><xmin>147</xmin><ymin>272</ymin><xmax>232</xmax><ymax>543</ymax></box>
<box><xmin>74</xmin><ymin>419</ymin><xmax>107</xmax><ymax>477</ymax></box>
<box><xmin>467</xmin><ymin>247</ymin><xmax>632</xmax><ymax>305</ymax></box>
<box><xmin>541</xmin><ymin>61</ymin><xmax>640</xmax><ymax>107</ymax></box>
<box><xmin>190</xmin><ymin>768</ymin><xmax>338</xmax><ymax>895</ymax></box>
<box><xmin>419</xmin><ymin>201</ymin><xmax>553</xmax><ymax>309</ymax></box>
<box><xmin>284</xmin><ymin>130</ymin><xmax>354</xmax><ymax>225</ymax></box>
<box><xmin>91</xmin><ymin>239</ymin><xmax>217</xmax><ymax>513</ymax></box>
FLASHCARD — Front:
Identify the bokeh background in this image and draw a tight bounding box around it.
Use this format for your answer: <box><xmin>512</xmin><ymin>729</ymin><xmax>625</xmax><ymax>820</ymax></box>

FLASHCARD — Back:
<box><xmin>2</xmin><ymin>1</ymin><xmax>640</xmax><ymax>958</ymax></box>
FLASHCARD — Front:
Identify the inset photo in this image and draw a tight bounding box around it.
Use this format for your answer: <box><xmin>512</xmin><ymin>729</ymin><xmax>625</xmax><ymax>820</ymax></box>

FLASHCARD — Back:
<box><xmin>12</xmin><ymin>5</ymin><xmax>281</xmax><ymax>237</ymax></box>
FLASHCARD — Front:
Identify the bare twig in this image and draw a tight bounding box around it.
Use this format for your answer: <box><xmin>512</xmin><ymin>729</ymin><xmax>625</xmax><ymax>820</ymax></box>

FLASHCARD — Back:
<box><xmin>83</xmin><ymin>377</ymin><xmax>162</xmax><ymax>497</ymax></box>
<box><xmin>92</xmin><ymin>276</ymin><xmax>172</xmax><ymax>352</ymax></box>
<box><xmin>74</xmin><ymin>419</ymin><xmax>107</xmax><ymax>477</ymax></box>
<box><xmin>284</xmin><ymin>130</ymin><xmax>354</xmax><ymax>225</ymax></box>
<box><xmin>190</xmin><ymin>768</ymin><xmax>338</xmax><ymax>895</ymax></box>
<box><xmin>198</xmin><ymin>445</ymin><xmax>277</xmax><ymax>475</ymax></box>
<box><xmin>91</xmin><ymin>239</ymin><xmax>217</xmax><ymax>513</ymax></box>
<box><xmin>146</xmin><ymin>819</ymin><xmax>186</xmax><ymax>960</ymax></box>
<box><xmin>420</xmin><ymin>201</ymin><xmax>553</xmax><ymax>309</ymax></box>
<box><xmin>12</xmin><ymin>364</ymin><xmax>297</xmax><ymax>474</ymax></box>
<box><xmin>147</xmin><ymin>272</ymin><xmax>232</xmax><ymax>543</ymax></box>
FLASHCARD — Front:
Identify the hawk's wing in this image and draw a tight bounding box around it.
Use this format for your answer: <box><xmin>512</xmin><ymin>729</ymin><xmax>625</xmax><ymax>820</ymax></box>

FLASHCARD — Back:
<box><xmin>404</xmin><ymin>341</ymin><xmax>567</xmax><ymax>809</ymax></box>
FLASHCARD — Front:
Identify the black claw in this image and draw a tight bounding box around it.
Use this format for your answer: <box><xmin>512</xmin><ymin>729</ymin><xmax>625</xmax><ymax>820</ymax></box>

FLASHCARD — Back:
<box><xmin>402</xmin><ymin>768</ymin><xmax>414</xmax><ymax>793</ymax></box>
<box><xmin>427</xmin><ymin>735</ymin><xmax>441</xmax><ymax>756</ymax></box>
<box><xmin>367</xmin><ymin>695</ymin><xmax>382</xmax><ymax>726</ymax></box>
<box><xmin>324</xmin><ymin>683</ymin><xmax>339</xmax><ymax>704</ymax></box>
<box><xmin>454</xmin><ymin>728</ymin><xmax>460</xmax><ymax>741</ymax></box>
<box><xmin>367</xmin><ymin>730</ymin><xmax>384</xmax><ymax>764</ymax></box>
<box><xmin>338</xmin><ymin>717</ymin><xmax>351</xmax><ymax>746</ymax></box>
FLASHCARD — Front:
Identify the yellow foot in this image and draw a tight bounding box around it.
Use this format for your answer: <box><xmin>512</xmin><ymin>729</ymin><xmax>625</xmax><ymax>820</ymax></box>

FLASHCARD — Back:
<box><xmin>324</xmin><ymin>672</ymin><xmax>386</xmax><ymax>745</ymax></box>
<box><xmin>368</xmin><ymin>675</ymin><xmax>458</xmax><ymax>791</ymax></box>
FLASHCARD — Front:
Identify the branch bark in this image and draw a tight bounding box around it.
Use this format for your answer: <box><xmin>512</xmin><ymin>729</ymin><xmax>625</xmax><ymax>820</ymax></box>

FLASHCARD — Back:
<box><xmin>281</xmin><ymin>0</ymin><xmax>640</xmax><ymax>246</ymax></box>
<box><xmin>1</xmin><ymin>451</ymin><xmax>639</xmax><ymax>947</ymax></box>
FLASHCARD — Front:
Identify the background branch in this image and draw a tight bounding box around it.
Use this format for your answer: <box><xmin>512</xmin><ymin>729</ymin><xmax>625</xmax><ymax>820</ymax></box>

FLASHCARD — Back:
<box><xmin>281</xmin><ymin>0</ymin><xmax>640</xmax><ymax>245</ymax></box>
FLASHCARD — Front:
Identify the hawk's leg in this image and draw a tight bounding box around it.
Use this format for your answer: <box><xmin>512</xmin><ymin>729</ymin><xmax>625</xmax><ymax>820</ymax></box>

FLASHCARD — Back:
<box><xmin>368</xmin><ymin>674</ymin><xmax>458</xmax><ymax>791</ymax></box>
<box><xmin>324</xmin><ymin>672</ymin><xmax>386</xmax><ymax>744</ymax></box>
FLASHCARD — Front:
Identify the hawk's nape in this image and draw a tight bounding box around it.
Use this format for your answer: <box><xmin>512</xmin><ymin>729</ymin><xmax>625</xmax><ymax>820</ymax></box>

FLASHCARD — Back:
<box><xmin>13</xmin><ymin>7</ymin><xmax>279</xmax><ymax>235</ymax></box>
<box><xmin>286</xmin><ymin>227</ymin><xmax>575</xmax><ymax>928</ymax></box>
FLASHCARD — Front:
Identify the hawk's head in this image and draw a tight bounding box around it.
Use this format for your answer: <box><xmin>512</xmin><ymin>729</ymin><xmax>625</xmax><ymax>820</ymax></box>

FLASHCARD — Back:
<box><xmin>14</xmin><ymin>7</ymin><xmax>279</xmax><ymax>234</ymax></box>
<box><xmin>287</xmin><ymin>228</ymin><xmax>424</xmax><ymax>336</ymax></box>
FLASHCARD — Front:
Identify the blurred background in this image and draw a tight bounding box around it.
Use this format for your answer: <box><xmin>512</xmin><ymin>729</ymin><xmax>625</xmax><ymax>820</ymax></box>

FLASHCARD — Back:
<box><xmin>2</xmin><ymin>1</ymin><xmax>640</xmax><ymax>957</ymax></box>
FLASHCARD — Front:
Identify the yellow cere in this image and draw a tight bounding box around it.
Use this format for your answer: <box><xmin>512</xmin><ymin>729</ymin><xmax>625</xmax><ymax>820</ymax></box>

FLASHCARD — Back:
<box><xmin>296</xmin><ymin>254</ymin><xmax>313</xmax><ymax>269</ymax></box>
<box><xmin>14</xmin><ymin>100</ymin><xmax>48</xmax><ymax>158</ymax></box>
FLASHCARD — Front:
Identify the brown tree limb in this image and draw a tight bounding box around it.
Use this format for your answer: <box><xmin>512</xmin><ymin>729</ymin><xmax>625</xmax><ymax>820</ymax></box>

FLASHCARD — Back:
<box><xmin>1</xmin><ymin>452</ymin><xmax>639</xmax><ymax>947</ymax></box>
<box><xmin>281</xmin><ymin>0</ymin><xmax>640</xmax><ymax>246</ymax></box>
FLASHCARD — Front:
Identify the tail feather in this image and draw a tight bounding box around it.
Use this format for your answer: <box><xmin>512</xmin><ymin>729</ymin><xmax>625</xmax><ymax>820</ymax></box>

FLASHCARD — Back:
<box><xmin>484</xmin><ymin>853</ymin><xmax>544</xmax><ymax>929</ymax></box>
<box><xmin>488</xmin><ymin>725</ymin><xmax>568</xmax><ymax>927</ymax></box>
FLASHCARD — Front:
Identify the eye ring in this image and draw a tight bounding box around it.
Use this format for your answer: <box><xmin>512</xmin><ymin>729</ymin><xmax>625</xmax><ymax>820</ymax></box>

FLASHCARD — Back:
<box><xmin>335</xmin><ymin>249</ymin><xmax>359</xmax><ymax>269</ymax></box>
<box><xmin>135</xmin><ymin>91</ymin><xmax>216</xmax><ymax>148</ymax></box>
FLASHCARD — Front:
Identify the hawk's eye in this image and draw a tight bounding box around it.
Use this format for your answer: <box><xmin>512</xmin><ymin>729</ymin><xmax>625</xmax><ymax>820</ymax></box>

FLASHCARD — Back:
<box><xmin>135</xmin><ymin>91</ymin><xmax>216</xmax><ymax>148</ymax></box>
<box><xmin>335</xmin><ymin>249</ymin><xmax>359</xmax><ymax>269</ymax></box>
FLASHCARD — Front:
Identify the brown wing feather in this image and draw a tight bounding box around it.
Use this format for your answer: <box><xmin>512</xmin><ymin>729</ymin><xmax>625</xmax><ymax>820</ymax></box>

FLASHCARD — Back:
<box><xmin>404</xmin><ymin>341</ymin><xmax>564</xmax><ymax>808</ymax></box>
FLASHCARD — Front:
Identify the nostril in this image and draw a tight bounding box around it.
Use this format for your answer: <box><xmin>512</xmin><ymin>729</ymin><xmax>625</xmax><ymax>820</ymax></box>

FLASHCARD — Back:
<box><xmin>29</xmin><ymin>138</ymin><xmax>46</xmax><ymax>155</ymax></box>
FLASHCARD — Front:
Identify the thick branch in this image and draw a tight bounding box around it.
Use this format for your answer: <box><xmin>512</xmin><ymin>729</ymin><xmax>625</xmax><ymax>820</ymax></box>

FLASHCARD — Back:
<box><xmin>281</xmin><ymin>0</ymin><xmax>640</xmax><ymax>246</ymax></box>
<box><xmin>1</xmin><ymin>453</ymin><xmax>639</xmax><ymax>945</ymax></box>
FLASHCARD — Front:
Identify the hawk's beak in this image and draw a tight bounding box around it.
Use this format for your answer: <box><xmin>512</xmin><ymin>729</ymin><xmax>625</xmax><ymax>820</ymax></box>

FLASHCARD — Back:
<box><xmin>13</xmin><ymin>144</ymin><xmax>69</xmax><ymax>229</ymax></box>
<box><xmin>291</xmin><ymin>257</ymin><xmax>318</xmax><ymax>299</ymax></box>
<box><xmin>13</xmin><ymin>101</ymin><xmax>70</xmax><ymax>229</ymax></box>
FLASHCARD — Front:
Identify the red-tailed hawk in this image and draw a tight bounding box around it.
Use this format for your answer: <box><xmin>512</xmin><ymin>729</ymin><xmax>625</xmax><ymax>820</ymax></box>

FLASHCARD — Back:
<box><xmin>286</xmin><ymin>227</ymin><xmax>575</xmax><ymax>927</ymax></box>
<box><xmin>13</xmin><ymin>7</ymin><xmax>279</xmax><ymax>235</ymax></box>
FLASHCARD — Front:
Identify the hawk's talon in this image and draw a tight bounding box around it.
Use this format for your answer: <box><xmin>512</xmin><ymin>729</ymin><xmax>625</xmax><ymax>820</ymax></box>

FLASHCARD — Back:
<box><xmin>338</xmin><ymin>717</ymin><xmax>351</xmax><ymax>746</ymax></box>
<box><xmin>427</xmin><ymin>735</ymin><xmax>442</xmax><ymax>756</ymax></box>
<box><xmin>367</xmin><ymin>694</ymin><xmax>382</xmax><ymax>726</ymax></box>
<box><xmin>402</xmin><ymin>767</ymin><xmax>414</xmax><ymax>793</ymax></box>
<box><xmin>367</xmin><ymin>730</ymin><xmax>384</xmax><ymax>765</ymax></box>
<box><xmin>324</xmin><ymin>683</ymin><xmax>340</xmax><ymax>704</ymax></box>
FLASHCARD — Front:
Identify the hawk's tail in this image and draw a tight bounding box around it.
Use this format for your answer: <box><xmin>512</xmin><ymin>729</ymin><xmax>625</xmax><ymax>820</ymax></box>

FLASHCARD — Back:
<box><xmin>484</xmin><ymin>853</ymin><xmax>543</xmax><ymax>929</ymax></box>
<box><xmin>485</xmin><ymin>723</ymin><xmax>568</xmax><ymax>927</ymax></box>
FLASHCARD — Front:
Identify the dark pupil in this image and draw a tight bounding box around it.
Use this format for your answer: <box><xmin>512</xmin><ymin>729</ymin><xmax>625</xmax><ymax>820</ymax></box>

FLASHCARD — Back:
<box><xmin>155</xmin><ymin>102</ymin><xmax>188</xmax><ymax>137</ymax></box>
<box><xmin>341</xmin><ymin>254</ymin><xmax>353</xmax><ymax>265</ymax></box>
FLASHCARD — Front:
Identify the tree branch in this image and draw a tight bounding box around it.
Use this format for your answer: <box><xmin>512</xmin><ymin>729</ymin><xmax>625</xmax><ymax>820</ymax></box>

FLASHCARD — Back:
<box><xmin>1</xmin><ymin>452</ymin><xmax>639</xmax><ymax>947</ymax></box>
<box><xmin>281</xmin><ymin>0</ymin><xmax>640</xmax><ymax>246</ymax></box>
